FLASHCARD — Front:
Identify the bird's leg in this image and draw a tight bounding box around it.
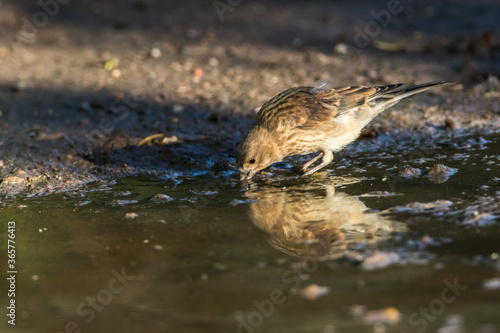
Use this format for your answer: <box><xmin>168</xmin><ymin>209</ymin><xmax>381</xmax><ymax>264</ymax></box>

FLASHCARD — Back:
<box><xmin>302</xmin><ymin>150</ymin><xmax>333</xmax><ymax>176</ymax></box>
<box><xmin>300</xmin><ymin>152</ymin><xmax>324</xmax><ymax>173</ymax></box>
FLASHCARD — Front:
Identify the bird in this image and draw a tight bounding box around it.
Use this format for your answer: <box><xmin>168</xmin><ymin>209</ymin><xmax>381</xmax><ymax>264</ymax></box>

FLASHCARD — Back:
<box><xmin>245</xmin><ymin>181</ymin><xmax>406</xmax><ymax>260</ymax></box>
<box><xmin>236</xmin><ymin>80</ymin><xmax>454</xmax><ymax>180</ymax></box>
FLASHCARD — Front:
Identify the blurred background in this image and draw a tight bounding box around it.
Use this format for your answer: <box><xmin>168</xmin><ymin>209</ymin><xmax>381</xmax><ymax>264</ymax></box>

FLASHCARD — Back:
<box><xmin>0</xmin><ymin>0</ymin><xmax>499</xmax><ymax>195</ymax></box>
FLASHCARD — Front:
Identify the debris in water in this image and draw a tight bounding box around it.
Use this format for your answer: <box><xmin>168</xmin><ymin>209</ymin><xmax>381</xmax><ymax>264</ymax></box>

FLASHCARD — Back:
<box><xmin>361</xmin><ymin>251</ymin><xmax>399</xmax><ymax>271</ymax></box>
<box><xmin>293</xmin><ymin>284</ymin><xmax>330</xmax><ymax>300</ymax></box>
<box><xmin>463</xmin><ymin>212</ymin><xmax>497</xmax><ymax>226</ymax></box>
<box><xmin>482</xmin><ymin>277</ymin><xmax>500</xmax><ymax>290</ymax></box>
<box><xmin>112</xmin><ymin>200</ymin><xmax>139</xmax><ymax>206</ymax></box>
<box><xmin>125</xmin><ymin>212</ymin><xmax>139</xmax><ymax>219</ymax></box>
<box><xmin>150</xmin><ymin>194</ymin><xmax>174</xmax><ymax>203</ymax></box>
<box><xmin>351</xmin><ymin>305</ymin><xmax>401</xmax><ymax>325</ymax></box>
<box><xmin>362</xmin><ymin>191</ymin><xmax>399</xmax><ymax>197</ymax></box>
<box><xmin>399</xmin><ymin>167</ymin><xmax>421</xmax><ymax>177</ymax></box>
<box><xmin>428</xmin><ymin>164</ymin><xmax>457</xmax><ymax>184</ymax></box>
<box><xmin>138</xmin><ymin>133</ymin><xmax>165</xmax><ymax>146</ymax></box>
<box><xmin>436</xmin><ymin>315</ymin><xmax>464</xmax><ymax>332</ymax></box>
<box><xmin>198</xmin><ymin>190</ymin><xmax>218</xmax><ymax>195</ymax></box>
<box><xmin>390</xmin><ymin>200</ymin><xmax>453</xmax><ymax>213</ymax></box>
<box><xmin>229</xmin><ymin>199</ymin><xmax>258</xmax><ymax>206</ymax></box>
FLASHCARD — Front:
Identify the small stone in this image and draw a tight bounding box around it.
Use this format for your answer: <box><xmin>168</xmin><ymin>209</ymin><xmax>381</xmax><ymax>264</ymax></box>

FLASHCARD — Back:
<box><xmin>428</xmin><ymin>164</ymin><xmax>456</xmax><ymax>176</ymax></box>
<box><xmin>359</xmin><ymin>127</ymin><xmax>378</xmax><ymax>138</ymax></box>
<box><xmin>208</xmin><ymin>57</ymin><xmax>219</xmax><ymax>67</ymax></box>
<box><xmin>361</xmin><ymin>307</ymin><xmax>401</xmax><ymax>325</ymax></box>
<box><xmin>151</xmin><ymin>47</ymin><xmax>161</xmax><ymax>58</ymax></box>
<box><xmin>361</xmin><ymin>251</ymin><xmax>399</xmax><ymax>271</ymax></box>
<box><xmin>150</xmin><ymin>194</ymin><xmax>174</xmax><ymax>203</ymax></box>
<box><xmin>428</xmin><ymin>164</ymin><xmax>457</xmax><ymax>184</ymax></box>
<box><xmin>194</xmin><ymin>68</ymin><xmax>203</xmax><ymax>77</ymax></box>
<box><xmin>161</xmin><ymin>136</ymin><xmax>178</xmax><ymax>144</ymax></box>
<box><xmin>399</xmin><ymin>167</ymin><xmax>421</xmax><ymax>177</ymax></box>
<box><xmin>391</xmin><ymin>200</ymin><xmax>453</xmax><ymax>213</ymax></box>
<box><xmin>10</xmin><ymin>81</ymin><xmax>27</xmax><ymax>93</ymax></box>
<box><xmin>111</xmin><ymin>69</ymin><xmax>121</xmax><ymax>78</ymax></box>
<box><xmin>112</xmin><ymin>200</ymin><xmax>139</xmax><ymax>206</ymax></box>
<box><xmin>334</xmin><ymin>42</ymin><xmax>349</xmax><ymax>54</ymax></box>
<box><xmin>173</xmin><ymin>104</ymin><xmax>184</xmax><ymax>113</ymax></box>
<box><xmin>294</xmin><ymin>284</ymin><xmax>330</xmax><ymax>300</ymax></box>
<box><xmin>445</xmin><ymin>117</ymin><xmax>458</xmax><ymax>130</ymax></box>
<box><xmin>482</xmin><ymin>277</ymin><xmax>500</xmax><ymax>290</ymax></box>
<box><xmin>78</xmin><ymin>101</ymin><xmax>93</xmax><ymax>113</ymax></box>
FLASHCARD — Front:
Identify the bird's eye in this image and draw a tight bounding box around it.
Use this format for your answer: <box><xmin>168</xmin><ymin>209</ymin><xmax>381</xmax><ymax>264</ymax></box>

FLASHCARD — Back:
<box><xmin>249</xmin><ymin>158</ymin><xmax>255</xmax><ymax>164</ymax></box>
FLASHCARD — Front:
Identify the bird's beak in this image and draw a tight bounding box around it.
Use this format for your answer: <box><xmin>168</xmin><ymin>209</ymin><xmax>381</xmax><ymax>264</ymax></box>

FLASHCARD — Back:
<box><xmin>240</xmin><ymin>169</ymin><xmax>256</xmax><ymax>181</ymax></box>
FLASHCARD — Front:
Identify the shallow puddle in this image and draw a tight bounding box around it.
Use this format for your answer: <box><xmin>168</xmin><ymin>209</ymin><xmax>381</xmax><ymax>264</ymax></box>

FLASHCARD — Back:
<box><xmin>1</xmin><ymin>132</ymin><xmax>500</xmax><ymax>333</ymax></box>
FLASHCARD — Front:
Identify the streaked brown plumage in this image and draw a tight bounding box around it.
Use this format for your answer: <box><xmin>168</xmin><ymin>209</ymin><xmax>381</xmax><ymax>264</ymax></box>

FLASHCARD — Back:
<box><xmin>237</xmin><ymin>80</ymin><xmax>454</xmax><ymax>180</ymax></box>
<box><xmin>245</xmin><ymin>181</ymin><xmax>407</xmax><ymax>260</ymax></box>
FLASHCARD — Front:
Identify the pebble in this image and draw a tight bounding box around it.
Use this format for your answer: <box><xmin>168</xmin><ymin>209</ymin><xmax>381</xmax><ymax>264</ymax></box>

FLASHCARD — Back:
<box><xmin>150</xmin><ymin>194</ymin><xmax>174</xmax><ymax>203</ymax></box>
<box><xmin>173</xmin><ymin>104</ymin><xmax>185</xmax><ymax>113</ymax></box>
<box><xmin>361</xmin><ymin>251</ymin><xmax>399</xmax><ymax>271</ymax></box>
<box><xmin>463</xmin><ymin>212</ymin><xmax>496</xmax><ymax>226</ymax></box>
<box><xmin>194</xmin><ymin>68</ymin><xmax>203</xmax><ymax>77</ymax></box>
<box><xmin>112</xmin><ymin>199</ymin><xmax>139</xmax><ymax>206</ymax></box>
<box><xmin>351</xmin><ymin>305</ymin><xmax>401</xmax><ymax>325</ymax></box>
<box><xmin>161</xmin><ymin>136</ymin><xmax>178</xmax><ymax>144</ymax></box>
<box><xmin>229</xmin><ymin>199</ymin><xmax>258</xmax><ymax>206</ymax></box>
<box><xmin>362</xmin><ymin>307</ymin><xmax>401</xmax><ymax>325</ymax></box>
<box><xmin>2</xmin><ymin>170</ymin><xmax>29</xmax><ymax>184</ymax></box>
<box><xmin>208</xmin><ymin>57</ymin><xmax>219</xmax><ymax>67</ymax></box>
<box><xmin>293</xmin><ymin>284</ymin><xmax>330</xmax><ymax>300</ymax></box>
<box><xmin>151</xmin><ymin>47</ymin><xmax>161</xmax><ymax>58</ymax></box>
<box><xmin>428</xmin><ymin>163</ymin><xmax>457</xmax><ymax>183</ymax></box>
<box><xmin>399</xmin><ymin>167</ymin><xmax>421</xmax><ymax>177</ymax></box>
<box><xmin>445</xmin><ymin>117</ymin><xmax>458</xmax><ymax>130</ymax></box>
<box><xmin>428</xmin><ymin>164</ymin><xmax>457</xmax><ymax>176</ymax></box>
<box><xmin>482</xmin><ymin>277</ymin><xmax>500</xmax><ymax>290</ymax></box>
<box><xmin>362</xmin><ymin>191</ymin><xmax>399</xmax><ymax>197</ymax></box>
<box><xmin>111</xmin><ymin>69</ymin><xmax>121</xmax><ymax>78</ymax></box>
<box><xmin>391</xmin><ymin>200</ymin><xmax>453</xmax><ymax>213</ymax></box>
<box><xmin>334</xmin><ymin>42</ymin><xmax>349</xmax><ymax>54</ymax></box>
<box><xmin>197</xmin><ymin>190</ymin><xmax>218</xmax><ymax>195</ymax></box>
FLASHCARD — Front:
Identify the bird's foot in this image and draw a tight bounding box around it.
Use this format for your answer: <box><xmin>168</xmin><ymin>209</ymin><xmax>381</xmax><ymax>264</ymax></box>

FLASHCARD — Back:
<box><xmin>300</xmin><ymin>152</ymin><xmax>324</xmax><ymax>173</ymax></box>
<box><xmin>301</xmin><ymin>151</ymin><xmax>333</xmax><ymax>176</ymax></box>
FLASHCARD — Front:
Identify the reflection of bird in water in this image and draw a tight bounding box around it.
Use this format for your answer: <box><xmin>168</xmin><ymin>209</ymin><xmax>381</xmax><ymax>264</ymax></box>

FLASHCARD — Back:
<box><xmin>245</xmin><ymin>180</ymin><xmax>406</xmax><ymax>260</ymax></box>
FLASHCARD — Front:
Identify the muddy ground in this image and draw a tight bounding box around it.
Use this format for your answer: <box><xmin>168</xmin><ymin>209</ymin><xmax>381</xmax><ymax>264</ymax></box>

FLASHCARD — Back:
<box><xmin>0</xmin><ymin>0</ymin><xmax>499</xmax><ymax>198</ymax></box>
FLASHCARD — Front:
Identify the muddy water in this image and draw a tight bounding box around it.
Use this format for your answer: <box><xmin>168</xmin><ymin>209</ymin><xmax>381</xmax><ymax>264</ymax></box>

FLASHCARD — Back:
<box><xmin>1</xmin><ymin>132</ymin><xmax>500</xmax><ymax>333</ymax></box>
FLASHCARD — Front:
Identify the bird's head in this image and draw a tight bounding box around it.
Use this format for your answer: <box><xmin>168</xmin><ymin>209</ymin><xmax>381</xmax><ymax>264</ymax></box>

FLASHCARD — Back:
<box><xmin>236</xmin><ymin>127</ymin><xmax>283</xmax><ymax>180</ymax></box>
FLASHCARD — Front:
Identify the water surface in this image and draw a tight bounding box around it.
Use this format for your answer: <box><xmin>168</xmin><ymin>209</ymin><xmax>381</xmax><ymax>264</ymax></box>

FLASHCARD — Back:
<box><xmin>1</xmin><ymin>132</ymin><xmax>500</xmax><ymax>333</ymax></box>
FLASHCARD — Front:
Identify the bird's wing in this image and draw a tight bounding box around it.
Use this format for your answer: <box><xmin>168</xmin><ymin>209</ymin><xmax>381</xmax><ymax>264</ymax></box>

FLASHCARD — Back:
<box><xmin>254</xmin><ymin>86</ymin><xmax>311</xmax><ymax>131</ymax></box>
<box><xmin>254</xmin><ymin>82</ymin><xmax>404</xmax><ymax>131</ymax></box>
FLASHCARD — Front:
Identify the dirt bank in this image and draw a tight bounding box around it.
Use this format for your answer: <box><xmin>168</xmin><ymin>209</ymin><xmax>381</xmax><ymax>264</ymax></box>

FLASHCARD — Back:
<box><xmin>1</xmin><ymin>0</ymin><xmax>499</xmax><ymax>198</ymax></box>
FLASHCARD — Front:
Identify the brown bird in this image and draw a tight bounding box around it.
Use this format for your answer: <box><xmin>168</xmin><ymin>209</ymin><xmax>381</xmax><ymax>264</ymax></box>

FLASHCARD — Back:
<box><xmin>237</xmin><ymin>81</ymin><xmax>453</xmax><ymax>180</ymax></box>
<box><xmin>245</xmin><ymin>182</ymin><xmax>407</xmax><ymax>260</ymax></box>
